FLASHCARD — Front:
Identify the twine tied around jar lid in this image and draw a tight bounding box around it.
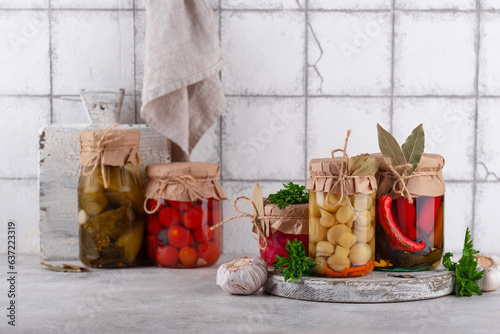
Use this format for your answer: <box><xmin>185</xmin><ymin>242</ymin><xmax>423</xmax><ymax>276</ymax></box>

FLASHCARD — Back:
<box><xmin>80</xmin><ymin>124</ymin><xmax>143</xmax><ymax>188</ymax></box>
<box><xmin>313</xmin><ymin>130</ymin><xmax>357</xmax><ymax>215</ymax></box>
<box><xmin>381</xmin><ymin>158</ymin><xmax>443</xmax><ymax>204</ymax></box>
<box><xmin>143</xmin><ymin>175</ymin><xmax>218</xmax><ymax>214</ymax></box>
<box><xmin>210</xmin><ymin>184</ymin><xmax>306</xmax><ymax>250</ymax></box>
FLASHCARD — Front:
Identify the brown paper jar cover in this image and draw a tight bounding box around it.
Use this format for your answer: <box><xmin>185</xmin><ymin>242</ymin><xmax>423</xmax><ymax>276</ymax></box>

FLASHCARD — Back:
<box><xmin>373</xmin><ymin>153</ymin><xmax>445</xmax><ymax>198</ymax></box>
<box><xmin>79</xmin><ymin>129</ymin><xmax>143</xmax><ymax>167</ymax></box>
<box><xmin>145</xmin><ymin>162</ymin><xmax>227</xmax><ymax>202</ymax></box>
<box><xmin>263</xmin><ymin>201</ymin><xmax>309</xmax><ymax>236</ymax></box>
<box><xmin>306</xmin><ymin>157</ymin><xmax>378</xmax><ymax>195</ymax></box>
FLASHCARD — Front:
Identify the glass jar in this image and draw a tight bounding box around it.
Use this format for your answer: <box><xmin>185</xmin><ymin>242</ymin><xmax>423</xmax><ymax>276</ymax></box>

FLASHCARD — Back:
<box><xmin>375</xmin><ymin>195</ymin><xmax>444</xmax><ymax>271</ymax></box>
<box><xmin>259</xmin><ymin>201</ymin><xmax>309</xmax><ymax>267</ymax></box>
<box><xmin>374</xmin><ymin>153</ymin><xmax>445</xmax><ymax>271</ymax></box>
<box><xmin>145</xmin><ymin>198</ymin><xmax>222</xmax><ymax>267</ymax></box>
<box><xmin>144</xmin><ymin>162</ymin><xmax>227</xmax><ymax>268</ymax></box>
<box><xmin>78</xmin><ymin>163</ymin><xmax>146</xmax><ymax>268</ymax></box>
<box><xmin>309</xmin><ymin>191</ymin><xmax>376</xmax><ymax>277</ymax></box>
<box><xmin>261</xmin><ymin>231</ymin><xmax>309</xmax><ymax>267</ymax></box>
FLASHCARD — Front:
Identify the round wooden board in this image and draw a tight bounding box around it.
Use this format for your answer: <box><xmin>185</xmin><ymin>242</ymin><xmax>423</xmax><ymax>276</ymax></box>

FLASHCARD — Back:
<box><xmin>264</xmin><ymin>268</ymin><xmax>455</xmax><ymax>303</ymax></box>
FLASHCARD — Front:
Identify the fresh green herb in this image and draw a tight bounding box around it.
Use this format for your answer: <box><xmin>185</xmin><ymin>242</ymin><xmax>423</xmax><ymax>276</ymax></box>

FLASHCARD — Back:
<box><xmin>272</xmin><ymin>239</ymin><xmax>316</xmax><ymax>282</ymax></box>
<box><xmin>377</xmin><ymin>123</ymin><xmax>425</xmax><ymax>176</ymax></box>
<box><xmin>268</xmin><ymin>182</ymin><xmax>309</xmax><ymax>209</ymax></box>
<box><xmin>443</xmin><ymin>227</ymin><xmax>484</xmax><ymax>297</ymax></box>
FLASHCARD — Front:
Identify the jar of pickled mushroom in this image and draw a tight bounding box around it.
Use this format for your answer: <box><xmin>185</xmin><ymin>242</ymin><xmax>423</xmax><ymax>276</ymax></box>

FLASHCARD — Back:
<box><xmin>144</xmin><ymin>162</ymin><xmax>227</xmax><ymax>268</ymax></box>
<box><xmin>260</xmin><ymin>200</ymin><xmax>309</xmax><ymax>267</ymax></box>
<box><xmin>306</xmin><ymin>156</ymin><xmax>378</xmax><ymax>277</ymax></box>
<box><xmin>78</xmin><ymin>126</ymin><xmax>146</xmax><ymax>268</ymax></box>
<box><xmin>374</xmin><ymin>153</ymin><xmax>445</xmax><ymax>271</ymax></box>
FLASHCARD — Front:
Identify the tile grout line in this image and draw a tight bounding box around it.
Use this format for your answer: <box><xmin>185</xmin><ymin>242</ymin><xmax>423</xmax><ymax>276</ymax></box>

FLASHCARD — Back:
<box><xmin>304</xmin><ymin>0</ymin><xmax>309</xmax><ymax>181</ymax></box>
<box><xmin>6</xmin><ymin>93</ymin><xmax>500</xmax><ymax>99</ymax></box>
<box><xmin>48</xmin><ymin>0</ymin><xmax>53</xmax><ymax>123</ymax></box>
<box><xmin>389</xmin><ymin>0</ymin><xmax>396</xmax><ymax>133</ymax></box>
<box><xmin>471</xmin><ymin>0</ymin><xmax>481</xmax><ymax>238</ymax></box>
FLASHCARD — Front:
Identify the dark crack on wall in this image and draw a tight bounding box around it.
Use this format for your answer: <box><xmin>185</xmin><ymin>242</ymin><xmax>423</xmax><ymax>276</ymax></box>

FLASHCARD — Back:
<box><xmin>296</xmin><ymin>0</ymin><xmax>303</xmax><ymax>10</ymax></box>
<box><xmin>307</xmin><ymin>21</ymin><xmax>324</xmax><ymax>95</ymax></box>
<box><xmin>477</xmin><ymin>162</ymin><xmax>500</xmax><ymax>181</ymax></box>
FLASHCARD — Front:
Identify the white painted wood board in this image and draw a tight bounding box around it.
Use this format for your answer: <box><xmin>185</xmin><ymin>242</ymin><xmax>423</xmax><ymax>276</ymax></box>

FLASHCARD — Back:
<box><xmin>265</xmin><ymin>268</ymin><xmax>455</xmax><ymax>303</ymax></box>
<box><xmin>39</xmin><ymin>124</ymin><xmax>171</xmax><ymax>260</ymax></box>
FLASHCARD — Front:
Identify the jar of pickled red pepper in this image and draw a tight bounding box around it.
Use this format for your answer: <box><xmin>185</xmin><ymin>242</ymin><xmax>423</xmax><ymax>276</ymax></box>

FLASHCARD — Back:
<box><xmin>260</xmin><ymin>201</ymin><xmax>309</xmax><ymax>267</ymax></box>
<box><xmin>374</xmin><ymin>153</ymin><xmax>445</xmax><ymax>271</ymax></box>
<box><xmin>306</xmin><ymin>156</ymin><xmax>379</xmax><ymax>277</ymax></box>
<box><xmin>78</xmin><ymin>127</ymin><xmax>146</xmax><ymax>268</ymax></box>
<box><xmin>144</xmin><ymin>162</ymin><xmax>227</xmax><ymax>268</ymax></box>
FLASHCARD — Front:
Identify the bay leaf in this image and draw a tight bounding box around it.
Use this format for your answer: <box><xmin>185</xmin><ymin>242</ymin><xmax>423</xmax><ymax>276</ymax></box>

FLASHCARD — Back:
<box><xmin>377</xmin><ymin>124</ymin><xmax>406</xmax><ymax>168</ymax></box>
<box><xmin>401</xmin><ymin>123</ymin><xmax>425</xmax><ymax>175</ymax></box>
<box><xmin>41</xmin><ymin>262</ymin><xmax>88</xmax><ymax>272</ymax></box>
<box><xmin>348</xmin><ymin>153</ymin><xmax>369</xmax><ymax>173</ymax></box>
<box><xmin>351</xmin><ymin>158</ymin><xmax>380</xmax><ymax>176</ymax></box>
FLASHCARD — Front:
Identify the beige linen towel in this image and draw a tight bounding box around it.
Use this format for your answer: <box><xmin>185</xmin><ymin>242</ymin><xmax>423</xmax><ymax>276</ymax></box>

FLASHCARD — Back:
<box><xmin>141</xmin><ymin>0</ymin><xmax>226</xmax><ymax>161</ymax></box>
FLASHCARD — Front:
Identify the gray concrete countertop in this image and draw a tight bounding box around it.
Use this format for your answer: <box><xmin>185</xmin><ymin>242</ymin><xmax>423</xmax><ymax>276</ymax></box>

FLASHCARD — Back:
<box><xmin>2</xmin><ymin>255</ymin><xmax>500</xmax><ymax>333</ymax></box>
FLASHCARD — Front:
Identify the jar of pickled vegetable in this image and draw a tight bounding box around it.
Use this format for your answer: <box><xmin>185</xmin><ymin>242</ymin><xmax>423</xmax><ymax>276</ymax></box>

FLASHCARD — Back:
<box><xmin>144</xmin><ymin>162</ymin><xmax>227</xmax><ymax>268</ymax></box>
<box><xmin>78</xmin><ymin>127</ymin><xmax>146</xmax><ymax>268</ymax></box>
<box><xmin>374</xmin><ymin>153</ymin><xmax>445</xmax><ymax>271</ymax></box>
<box><xmin>260</xmin><ymin>200</ymin><xmax>309</xmax><ymax>267</ymax></box>
<box><xmin>306</xmin><ymin>155</ymin><xmax>379</xmax><ymax>277</ymax></box>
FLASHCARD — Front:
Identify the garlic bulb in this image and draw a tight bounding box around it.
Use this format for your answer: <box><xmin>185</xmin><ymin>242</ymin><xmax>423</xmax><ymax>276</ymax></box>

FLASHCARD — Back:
<box><xmin>216</xmin><ymin>257</ymin><xmax>268</xmax><ymax>295</ymax></box>
<box><xmin>475</xmin><ymin>255</ymin><xmax>500</xmax><ymax>292</ymax></box>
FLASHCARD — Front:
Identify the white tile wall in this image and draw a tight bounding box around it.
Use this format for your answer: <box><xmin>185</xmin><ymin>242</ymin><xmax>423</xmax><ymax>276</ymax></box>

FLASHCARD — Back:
<box><xmin>51</xmin><ymin>10</ymin><xmax>135</xmax><ymax>95</ymax></box>
<box><xmin>0</xmin><ymin>97</ymin><xmax>51</xmax><ymax>179</ymax></box>
<box><xmin>1</xmin><ymin>0</ymin><xmax>499</xmax><ymax>256</ymax></box>
<box><xmin>394</xmin><ymin>12</ymin><xmax>476</xmax><ymax>96</ymax></box>
<box><xmin>307</xmin><ymin>97</ymin><xmax>391</xmax><ymax>160</ymax></box>
<box><xmin>222</xmin><ymin>97</ymin><xmax>306</xmax><ymax>180</ymax></box>
<box><xmin>478</xmin><ymin>12</ymin><xmax>500</xmax><ymax>96</ymax></box>
<box><xmin>392</xmin><ymin>98</ymin><xmax>476</xmax><ymax>181</ymax></box>
<box><xmin>0</xmin><ymin>10</ymin><xmax>50</xmax><ymax>94</ymax></box>
<box><xmin>221</xmin><ymin>11</ymin><xmax>305</xmax><ymax>95</ymax></box>
<box><xmin>308</xmin><ymin>11</ymin><xmax>392</xmax><ymax>96</ymax></box>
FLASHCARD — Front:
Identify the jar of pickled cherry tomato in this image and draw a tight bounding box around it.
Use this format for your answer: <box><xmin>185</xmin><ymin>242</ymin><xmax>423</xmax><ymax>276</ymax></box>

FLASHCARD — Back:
<box><xmin>78</xmin><ymin>127</ymin><xmax>146</xmax><ymax>268</ymax></box>
<box><xmin>144</xmin><ymin>162</ymin><xmax>227</xmax><ymax>268</ymax></box>
<box><xmin>374</xmin><ymin>154</ymin><xmax>445</xmax><ymax>271</ymax></box>
<box><xmin>259</xmin><ymin>201</ymin><xmax>309</xmax><ymax>267</ymax></box>
<box><xmin>306</xmin><ymin>158</ymin><xmax>378</xmax><ymax>277</ymax></box>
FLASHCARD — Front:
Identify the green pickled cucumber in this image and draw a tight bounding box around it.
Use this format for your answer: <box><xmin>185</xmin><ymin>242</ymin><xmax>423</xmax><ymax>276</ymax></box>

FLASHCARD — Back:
<box><xmin>86</xmin><ymin>206</ymin><xmax>135</xmax><ymax>238</ymax></box>
<box><xmin>80</xmin><ymin>192</ymin><xmax>108</xmax><ymax>216</ymax></box>
<box><xmin>116</xmin><ymin>222</ymin><xmax>144</xmax><ymax>263</ymax></box>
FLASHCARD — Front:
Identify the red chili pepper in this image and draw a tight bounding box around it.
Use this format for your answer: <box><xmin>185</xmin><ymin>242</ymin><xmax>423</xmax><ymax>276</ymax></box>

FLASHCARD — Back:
<box><xmin>416</xmin><ymin>196</ymin><xmax>442</xmax><ymax>235</ymax></box>
<box><xmin>378</xmin><ymin>195</ymin><xmax>426</xmax><ymax>252</ymax></box>
<box><xmin>395</xmin><ymin>196</ymin><xmax>417</xmax><ymax>240</ymax></box>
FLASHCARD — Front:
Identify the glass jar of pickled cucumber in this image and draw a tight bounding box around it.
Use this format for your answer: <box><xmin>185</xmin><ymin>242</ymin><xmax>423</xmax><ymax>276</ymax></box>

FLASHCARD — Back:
<box><xmin>78</xmin><ymin>128</ymin><xmax>146</xmax><ymax>268</ymax></box>
<box><xmin>374</xmin><ymin>154</ymin><xmax>445</xmax><ymax>271</ymax></box>
<box><xmin>307</xmin><ymin>158</ymin><xmax>379</xmax><ymax>277</ymax></box>
<box><xmin>144</xmin><ymin>162</ymin><xmax>227</xmax><ymax>268</ymax></box>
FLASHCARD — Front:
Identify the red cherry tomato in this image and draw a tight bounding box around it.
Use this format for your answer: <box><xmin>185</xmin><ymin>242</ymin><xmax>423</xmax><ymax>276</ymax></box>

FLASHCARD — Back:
<box><xmin>146</xmin><ymin>199</ymin><xmax>166</xmax><ymax>213</ymax></box>
<box><xmin>183</xmin><ymin>206</ymin><xmax>207</xmax><ymax>229</ymax></box>
<box><xmin>147</xmin><ymin>234</ymin><xmax>159</xmax><ymax>262</ymax></box>
<box><xmin>197</xmin><ymin>242</ymin><xmax>220</xmax><ymax>265</ymax></box>
<box><xmin>169</xmin><ymin>200</ymin><xmax>193</xmax><ymax>211</ymax></box>
<box><xmin>167</xmin><ymin>225</ymin><xmax>193</xmax><ymax>249</ymax></box>
<box><xmin>155</xmin><ymin>245</ymin><xmax>179</xmax><ymax>266</ymax></box>
<box><xmin>158</xmin><ymin>206</ymin><xmax>182</xmax><ymax>228</ymax></box>
<box><xmin>194</xmin><ymin>225</ymin><xmax>213</xmax><ymax>243</ymax></box>
<box><xmin>179</xmin><ymin>247</ymin><xmax>198</xmax><ymax>265</ymax></box>
<box><xmin>147</xmin><ymin>214</ymin><xmax>162</xmax><ymax>234</ymax></box>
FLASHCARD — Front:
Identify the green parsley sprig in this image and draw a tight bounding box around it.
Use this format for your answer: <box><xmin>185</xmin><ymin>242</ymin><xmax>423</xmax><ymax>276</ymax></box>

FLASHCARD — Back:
<box><xmin>443</xmin><ymin>227</ymin><xmax>484</xmax><ymax>297</ymax></box>
<box><xmin>272</xmin><ymin>239</ymin><xmax>316</xmax><ymax>282</ymax></box>
<box><xmin>267</xmin><ymin>182</ymin><xmax>309</xmax><ymax>209</ymax></box>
